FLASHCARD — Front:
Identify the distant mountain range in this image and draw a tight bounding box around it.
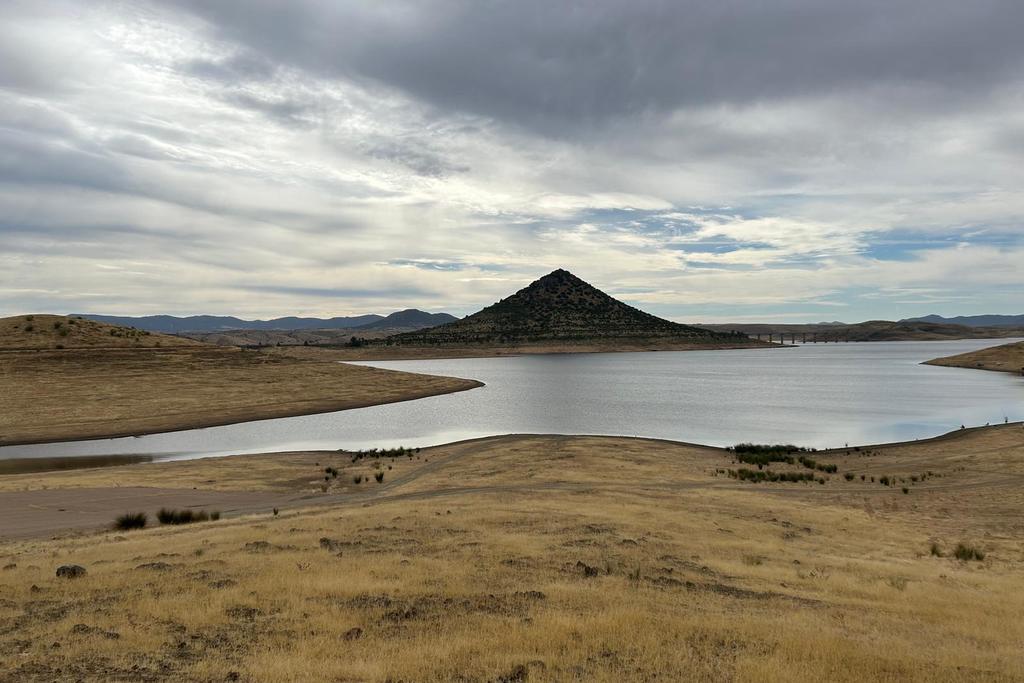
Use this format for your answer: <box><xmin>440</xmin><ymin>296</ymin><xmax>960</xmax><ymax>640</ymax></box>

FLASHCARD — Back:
<box><xmin>902</xmin><ymin>314</ymin><xmax>1024</xmax><ymax>328</ymax></box>
<box><xmin>389</xmin><ymin>269</ymin><xmax>744</xmax><ymax>346</ymax></box>
<box><xmin>75</xmin><ymin>309</ymin><xmax>455</xmax><ymax>334</ymax></box>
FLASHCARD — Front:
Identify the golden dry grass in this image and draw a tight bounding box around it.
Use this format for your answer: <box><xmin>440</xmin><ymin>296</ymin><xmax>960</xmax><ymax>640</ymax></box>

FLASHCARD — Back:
<box><xmin>925</xmin><ymin>341</ymin><xmax>1024</xmax><ymax>375</ymax></box>
<box><xmin>0</xmin><ymin>347</ymin><xmax>480</xmax><ymax>445</ymax></box>
<box><xmin>2</xmin><ymin>427</ymin><xmax>1023</xmax><ymax>681</ymax></box>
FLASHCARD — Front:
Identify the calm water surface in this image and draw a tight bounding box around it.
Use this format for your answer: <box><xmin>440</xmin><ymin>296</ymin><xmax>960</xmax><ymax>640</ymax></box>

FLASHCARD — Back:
<box><xmin>1</xmin><ymin>339</ymin><xmax>1021</xmax><ymax>463</ymax></box>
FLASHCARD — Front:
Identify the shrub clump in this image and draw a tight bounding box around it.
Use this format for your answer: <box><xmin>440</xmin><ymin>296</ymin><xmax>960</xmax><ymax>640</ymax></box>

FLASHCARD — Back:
<box><xmin>798</xmin><ymin>455</ymin><xmax>838</xmax><ymax>473</ymax></box>
<box><xmin>953</xmin><ymin>544</ymin><xmax>985</xmax><ymax>562</ymax></box>
<box><xmin>114</xmin><ymin>512</ymin><xmax>147</xmax><ymax>530</ymax></box>
<box><xmin>156</xmin><ymin>508</ymin><xmax>219</xmax><ymax>525</ymax></box>
<box><xmin>374</xmin><ymin>471</ymin><xmax>385</xmax><ymax>483</ymax></box>
<box><xmin>346</xmin><ymin>446</ymin><xmax>418</xmax><ymax>462</ymax></box>
<box><xmin>728</xmin><ymin>443</ymin><xmax>813</xmax><ymax>468</ymax></box>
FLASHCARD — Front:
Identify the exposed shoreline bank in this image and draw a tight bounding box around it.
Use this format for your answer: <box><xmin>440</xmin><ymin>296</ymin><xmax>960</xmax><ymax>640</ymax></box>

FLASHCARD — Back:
<box><xmin>3</xmin><ymin>423</ymin><xmax>1021</xmax><ymax>540</ymax></box>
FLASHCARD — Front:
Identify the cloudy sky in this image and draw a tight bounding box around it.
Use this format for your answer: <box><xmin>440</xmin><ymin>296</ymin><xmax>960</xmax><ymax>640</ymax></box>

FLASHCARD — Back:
<box><xmin>1</xmin><ymin>1</ymin><xmax>1022</xmax><ymax>322</ymax></box>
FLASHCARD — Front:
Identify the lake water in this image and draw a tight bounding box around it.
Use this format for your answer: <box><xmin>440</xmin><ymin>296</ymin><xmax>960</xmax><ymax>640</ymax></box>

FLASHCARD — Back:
<box><xmin>1</xmin><ymin>339</ymin><xmax>1021</xmax><ymax>463</ymax></box>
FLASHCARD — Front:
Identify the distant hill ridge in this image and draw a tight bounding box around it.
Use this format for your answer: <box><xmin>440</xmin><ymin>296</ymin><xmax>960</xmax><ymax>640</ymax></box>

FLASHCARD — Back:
<box><xmin>388</xmin><ymin>269</ymin><xmax>742</xmax><ymax>345</ymax></box>
<box><xmin>902</xmin><ymin>314</ymin><xmax>1024</xmax><ymax>328</ymax></box>
<box><xmin>75</xmin><ymin>310</ymin><xmax>453</xmax><ymax>333</ymax></box>
<box><xmin>354</xmin><ymin>309</ymin><xmax>458</xmax><ymax>331</ymax></box>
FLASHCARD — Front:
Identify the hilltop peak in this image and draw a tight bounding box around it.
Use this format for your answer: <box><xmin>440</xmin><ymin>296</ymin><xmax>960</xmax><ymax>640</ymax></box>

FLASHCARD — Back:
<box><xmin>389</xmin><ymin>271</ymin><xmax>746</xmax><ymax>346</ymax></box>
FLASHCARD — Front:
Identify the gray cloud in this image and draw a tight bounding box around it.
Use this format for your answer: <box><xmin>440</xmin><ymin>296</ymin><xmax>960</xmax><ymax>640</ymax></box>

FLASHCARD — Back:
<box><xmin>160</xmin><ymin>0</ymin><xmax>1024</xmax><ymax>134</ymax></box>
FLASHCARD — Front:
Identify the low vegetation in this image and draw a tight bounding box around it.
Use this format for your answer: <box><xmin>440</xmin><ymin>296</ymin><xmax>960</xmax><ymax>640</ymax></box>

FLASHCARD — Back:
<box><xmin>953</xmin><ymin>543</ymin><xmax>986</xmax><ymax>561</ymax></box>
<box><xmin>728</xmin><ymin>443</ymin><xmax>814</xmax><ymax>467</ymax></box>
<box><xmin>727</xmin><ymin>468</ymin><xmax>817</xmax><ymax>483</ymax></box>
<box><xmin>156</xmin><ymin>508</ymin><xmax>220</xmax><ymax>525</ymax></box>
<box><xmin>347</xmin><ymin>446</ymin><xmax>422</xmax><ymax>463</ymax></box>
<box><xmin>113</xmin><ymin>512</ymin><xmax>147</xmax><ymax>530</ymax></box>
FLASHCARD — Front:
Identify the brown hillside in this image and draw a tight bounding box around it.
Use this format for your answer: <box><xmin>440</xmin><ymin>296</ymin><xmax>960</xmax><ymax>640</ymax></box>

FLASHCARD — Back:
<box><xmin>925</xmin><ymin>340</ymin><xmax>1024</xmax><ymax>374</ymax></box>
<box><xmin>0</xmin><ymin>314</ymin><xmax>203</xmax><ymax>350</ymax></box>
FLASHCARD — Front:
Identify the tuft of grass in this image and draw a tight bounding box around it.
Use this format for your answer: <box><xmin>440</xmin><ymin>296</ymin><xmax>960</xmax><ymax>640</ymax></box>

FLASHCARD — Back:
<box><xmin>374</xmin><ymin>471</ymin><xmax>385</xmax><ymax>483</ymax></box>
<box><xmin>953</xmin><ymin>544</ymin><xmax>985</xmax><ymax>562</ymax></box>
<box><xmin>353</xmin><ymin>475</ymin><xmax>363</xmax><ymax>484</ymax></box>
<box><xmin>844</xmin><ymin>472</ymin><xmax>855</xmax><ymax>481</ymax></box>
<box><xmin>113</xmin><ymin>512</ymin><xmax>147</xmax><ymax>530</ymax></box>
<box><xmin>930</xmin><ymin>542</ymin><xmax>944</xmax><ymax>557</ymax></box>
<box><xmin>901</xmin><ymin>487</ymin><xmax>909</xmax><ymax>494</ymax></box>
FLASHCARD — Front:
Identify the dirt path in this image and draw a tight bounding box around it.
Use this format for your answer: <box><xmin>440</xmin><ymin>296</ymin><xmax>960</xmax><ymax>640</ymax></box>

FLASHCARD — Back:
<box><xmin>0</xmin><ymin>487</ymin><xmax>295</xmax><ymax>540</ymax></box>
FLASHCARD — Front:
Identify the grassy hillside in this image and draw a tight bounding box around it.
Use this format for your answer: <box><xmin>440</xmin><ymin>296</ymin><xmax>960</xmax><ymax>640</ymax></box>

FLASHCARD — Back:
<box><xmin>0</xmin><ymin>314</ymin><xmax>202</xmax><ymax>350</ymax></box>
<box><xmin>2</xmin><ymin>426</ymin><xmax>1023</xmax><ymax>680</ymax></box>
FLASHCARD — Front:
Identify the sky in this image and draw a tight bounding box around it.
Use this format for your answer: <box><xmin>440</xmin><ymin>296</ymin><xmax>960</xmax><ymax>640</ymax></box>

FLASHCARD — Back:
<box><xmin>1</xmin><ymin>1</ymin><xmax>1022</xmax><ymax>323</ymax></box>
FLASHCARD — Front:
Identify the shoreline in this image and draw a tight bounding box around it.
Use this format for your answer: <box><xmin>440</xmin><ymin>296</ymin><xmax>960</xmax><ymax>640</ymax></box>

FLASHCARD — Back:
<box><xmin>285</xmin><ymin>339</ymin><xmax>779</xmax><ymax>361</ymax></box>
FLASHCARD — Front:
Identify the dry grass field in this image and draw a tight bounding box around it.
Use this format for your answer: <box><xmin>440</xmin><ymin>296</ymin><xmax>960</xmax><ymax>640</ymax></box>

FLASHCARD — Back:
<box><xmin>2</xmin><ymin>426</ymin><xmax>1023</xmax><ymax>681</ymax></box>
<box><xmin>0</xmin><ymin>345</ymin><xmax>481</xmax><ymax>446</ymax></box>
<box><xmin>926</xmin><ymin>341</ymin><xmax>1024</xmax><ymax>375</ymax></box>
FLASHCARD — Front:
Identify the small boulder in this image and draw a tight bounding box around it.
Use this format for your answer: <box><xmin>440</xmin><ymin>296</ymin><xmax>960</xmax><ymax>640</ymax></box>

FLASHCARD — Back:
<box><xmin>56</xmin><ymin>564</ymin><xmax>86</xmax><ymax>579</ymax></box>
